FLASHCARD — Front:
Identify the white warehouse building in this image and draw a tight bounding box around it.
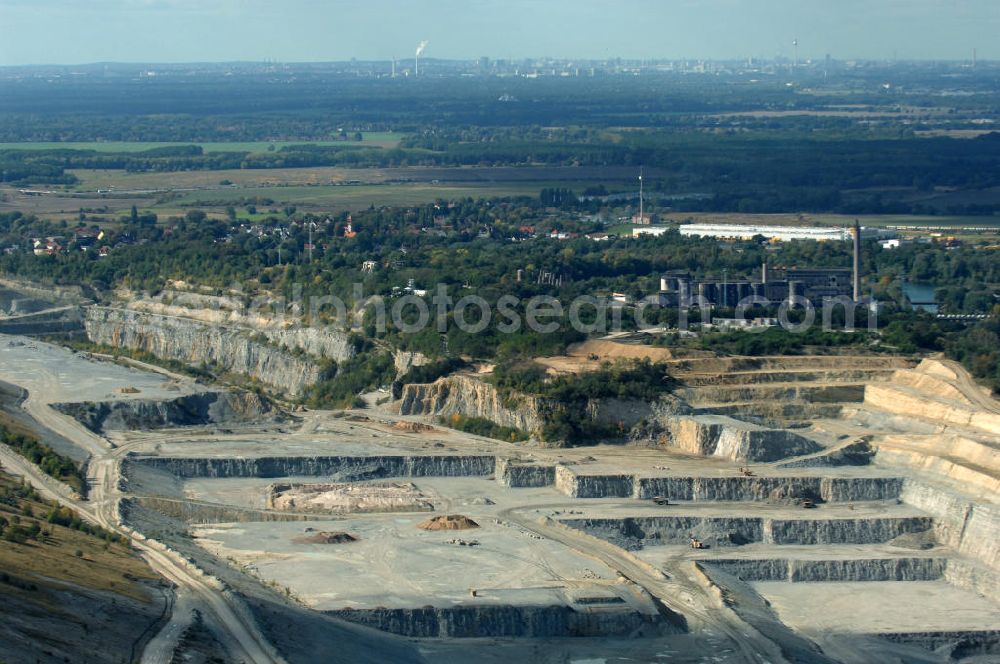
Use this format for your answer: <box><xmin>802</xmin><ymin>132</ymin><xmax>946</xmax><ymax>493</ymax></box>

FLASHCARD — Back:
<box><xmin>678</xmin><ymin>224</ymin><xmax>855</xmax><ymax>242</ymax></box>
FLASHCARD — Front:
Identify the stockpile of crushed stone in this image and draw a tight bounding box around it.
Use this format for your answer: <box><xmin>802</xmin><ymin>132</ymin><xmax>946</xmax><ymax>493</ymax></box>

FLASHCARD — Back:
<box><xmin>417</xmin><ymin>515</ymin><xmax>480</xmax><ymax>531</ymax></box>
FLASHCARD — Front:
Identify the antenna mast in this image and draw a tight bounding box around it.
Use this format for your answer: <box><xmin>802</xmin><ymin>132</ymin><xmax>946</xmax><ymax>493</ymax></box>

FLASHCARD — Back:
<box><xmin>308</xmin><ymin>221</ymin><xmax>315</xmax><ymax>264</ymax></box>
<box><xmin>638</xmin><ymin>169</ymin><xmax>644</xmax><ymax>223</ymax></box>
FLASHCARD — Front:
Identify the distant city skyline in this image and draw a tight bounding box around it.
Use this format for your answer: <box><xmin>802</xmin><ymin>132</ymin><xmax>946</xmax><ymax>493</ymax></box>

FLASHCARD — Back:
<box><xmin>0</xmin><ymin>0</ymin><xmax>997</xmax><ymax>66</ymax></box>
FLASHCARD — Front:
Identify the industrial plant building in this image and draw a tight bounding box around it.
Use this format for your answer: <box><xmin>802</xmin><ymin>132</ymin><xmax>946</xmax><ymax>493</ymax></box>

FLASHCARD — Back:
<box><xmin>658</xmin><ymin>223</ymin><xmax>866</xmax><ymax>307</ymax></box>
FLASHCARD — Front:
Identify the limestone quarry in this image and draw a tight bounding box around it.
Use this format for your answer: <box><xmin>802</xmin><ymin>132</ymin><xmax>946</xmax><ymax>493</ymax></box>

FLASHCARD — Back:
<box><xmin>1</xmin><ymin>287</ymin><xmax>999</xmax><ymax>663</ymax></box>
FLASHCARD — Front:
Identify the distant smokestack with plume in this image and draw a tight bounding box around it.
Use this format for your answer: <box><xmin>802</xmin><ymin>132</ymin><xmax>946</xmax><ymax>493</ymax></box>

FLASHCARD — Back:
<box><xmin>415</xmin><ymin>40</ymin><xmax>429</xmax><ymax>77</ymax></box>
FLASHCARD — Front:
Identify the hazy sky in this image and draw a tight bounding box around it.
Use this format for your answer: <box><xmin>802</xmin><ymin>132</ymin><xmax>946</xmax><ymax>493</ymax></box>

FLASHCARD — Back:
<box><xmin>0</xmin><ymin>0</ymin><xmax>996</xmax><ymax>66</ymax></box>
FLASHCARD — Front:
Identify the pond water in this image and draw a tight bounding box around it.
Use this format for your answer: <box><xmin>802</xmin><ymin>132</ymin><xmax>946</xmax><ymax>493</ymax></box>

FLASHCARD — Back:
<box><xmin>902</xmin><ymin>282</ymin><xmax>939</xmax><ymax>313</ymax></box>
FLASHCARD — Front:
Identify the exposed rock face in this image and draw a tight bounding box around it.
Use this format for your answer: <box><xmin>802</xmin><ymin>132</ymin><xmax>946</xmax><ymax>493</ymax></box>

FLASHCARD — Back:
<box><xmin>702</xmin><ymin>557</ymin><xmax>948</xmax><ymax>583</ymax></box>
<box><xmin>946</xmin><ymin>560</ymin><xmax>1000</xmax><ymax>606</ymax></box>
<box><xmin>259</xmin><ymin>325</ymin><xmax>355</xmax><ymax>362</ymax></box>
<box><xmin>699</xmin><ymin>477</ymin><xmax>821</xmax><ymax>503</ymax></box>
<box><xmin>762</xmin><ymin>517</ymin><xmax>933</xmax><ymax>545</ymax></box>
<box><xmin>124</xmin><ymin>496</ymin><xmax>312</xmax><ymax>524</ymax></box>
<box><xmin>495</xmin><ymin>459</ymin><xmax>555</xmax><ymax>488</ymax></box>
<box><xmin>668</xmin><ymin>355</ymin><xmax>913</xmax><ymax>375</ymax></box>
<box><xmin>0</xmin><ymin>278</ymin><xmax>85</xmax><ymax>334</ymax></box>
<box><xmin>584</xmin><ymin>398</ymin><xmax>653</xmax><ymax>430</ymax></box>
<box><xmin>877</xmin><ymin>436</ymin><xmax>1000</xmax><ymax>495</ymax></box>
<box><xmin>124</xmin><ymin>454</ymin><xmax>496</xmax><ymax>480</ymax></box>
<box><xmin>556</xmin><ymin>467</ymin><xmax>634</xmax><ymax>498</ymax></box>
<box><xmin>0</xmin><ymin>307</ymin><xmax>84</xmax><ymax>336</ymax></box>
<box><xmin>399</xmin><ymin>376</ymin><xmax>545</xmax><ymax>433</ymax></box>
<box><xmin>563</xmin><ymin>515</ymin><xmax>933</xmax><ymax>550</ymax></box>
<box><xmin>394</xmin><ymin>350</ymin><xmax>430</xmax><ymax>376</ymax></box>
<box><xmin>554</xmin><ymin>470</ymin><xmax>904</xmax><ymax>502</ymax></box>
<box><xmin>399</xmin><ymin>375</ymin><xmax>651</xmax><ymax>440</ymax></box>
<box><xmin>877</xmin><ymin>631</ymin><xmax>1000</xmax><ymax>657</ymax></box>
<box><xmin>901</xmin><ymin>480</ymin><xmax>1000</xmax><ymax>602</ymax></box>
<box><xmin>329</xmin><ymin>605</ymin><xmax>663</xmax><ymax>638</ymax></box>
<box><xmin>679</xmin><ymin>384</ymin><xmax>866</xmax><ymax>406</ymax></box>
<box><xmin>889</xmin><ymin>364</ymin><xmax>976</xmax><ymax>405</ymax></box>
<box><xmin>634</xmin><ymin>477</ymin><xmax>696</xmax><ymax>501</ymax></box>
<box><xmin>562</xmin><ymin>516</ymin><xmax>765</xmax><ymax>550</ymax></box>
<box><xmin>54</xmin><ymin>391</ymin><xmax>279</xmax><ymax>433</ymax></box>
<box><xmin>778</xmin><ymin>440</ymin><xmax>876</xmax><ymax>468</ymax></box>
<box><xmin>661</xmin><ymin>415</ymin><xmax>822</xmax><ymax>462</ymax></box>
<box><xmin>866</xmin><ymin>383</ymin><xmax>1000</xmax><ymax>436</ymax></box>
<box><xmin>84</xmin><ymin>307</ymin><xmax>353</xmax><ymax>396</ymax></box>
<box><xmin>0</xmin><ymin>287</ymin><xmax>53</xmax><ymax>315</ymax></box>
<box><xmin>821</xmin><ymin>477</ymin><xmax>904</xmax><ymax>502</ymax></box>
<box><xmin>122</xmin><ymin>295</ymin><xmax>357</xmax><ymax>360</ymax></box>
<box><xmin>788</xmin><ymin>557</ymin><xmax>947</xmax><ymax>582</ymax></box>
<box><xmin>0</xmin><ymin>276</ymin><xmax>87</xmax><ymax>306</ymax></box>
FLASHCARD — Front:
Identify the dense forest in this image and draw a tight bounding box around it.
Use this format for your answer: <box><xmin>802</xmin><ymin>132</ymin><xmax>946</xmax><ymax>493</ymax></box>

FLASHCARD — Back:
<box><xmin>3</xmin><ymin>64</ymin><xmax>999</xmax><ymax>130</ymax></box>
<box><xmin>1</xmin><ymin>197</ymin><xmax>997</xmax><ymax>394</ymax></box>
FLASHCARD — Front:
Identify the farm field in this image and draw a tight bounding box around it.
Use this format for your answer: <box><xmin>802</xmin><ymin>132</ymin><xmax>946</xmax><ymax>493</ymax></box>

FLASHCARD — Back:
<box><xmin>66</xmin><ymin>164</ymin><xmax>657</xmax><ymax>193</ymax></box>
<box><xmin>167</xmin><ymin>182</ymin><xmax>554</xmax><ymax>209</ymax></box>
<box><xmin>67</xmin><ymin>167</ymin><xmax>391</xmax><ymax>191</ymax></box>
<box><xmin>2</xmin><ymin>180</ymin><xmax>557</xmax><ymax>219</ymax></box>
<box><xmin>0</xmin><ymin>133</ymin><xmax>403</xmax><ymax>153</ymax></box>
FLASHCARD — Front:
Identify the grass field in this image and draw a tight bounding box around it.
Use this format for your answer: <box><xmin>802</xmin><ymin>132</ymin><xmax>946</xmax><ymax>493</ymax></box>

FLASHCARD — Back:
<box><xmin>68</xmin><ymin>166</ymin><xmax>401</xmax><ymax>191</ymax></box>
<box><xmin>67</xmin><ymin>164</ymin><xmax>645</xmax><ymax>193</ymax></box>
<box><xmin>167</xmin><ymin>182</ymin><xmax>550</xmax><ymax>209</ymax></box>
<box><xmin>64</xmin><ymin>167</ymin><xmax>595</xmax><ymax>211</ymax></box>
<box><xmin>0</xmin><ymin>470</ymin><xmax>159</xmax><ymax>600</ymax></box>
<box><xmin>13</xmin><ymin>166</ymin><xmax>1000</xmax><ymax>230</ymax></box>
<box><xmin>0</xmin><ymin>132</ymin><xmax>403</xmax><ymax>153</ymax></box>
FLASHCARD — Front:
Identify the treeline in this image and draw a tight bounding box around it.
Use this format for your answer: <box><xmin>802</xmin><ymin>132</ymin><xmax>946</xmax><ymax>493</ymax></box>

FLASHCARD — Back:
<box><xmin>1</xmin><ymin>200</ymin><xmax>996</xmax><ymax>394</ymax></box>
<box><xmin>0</xmin><ymin>74</ymin><xmax>793</xmax><ymax>129</ymax></box>
<box><xmin>305</xmin><ymin>350</ymin><xmax>395</xmax><ymax>409</ymax></box>
<box><xmin>488</xmin><ymin>359</ymin><xmax>677</xmax><ymax>445</ymax></box>
<box><xmin>881</xmin><ymin>315</ymin><xmax>1000</xmax><ymax>393</ymax></box>
<box><xmin>439</xmin><ymin>414</ymin><xmax>529</xmax><ymax>443</ymax></box>
<box><xmin>692</xmin><ymin>312</ymin><xmax>1000</xmax><ymax>394</ymax></box>
<box><xmin>4</xmin><ymin>66</ymin><xmax>999</xmax><ymax>132</ymax></box>
<box><xmin>696</xmin><ymin>327</ymin><xmax>877</xmax><ymax>356</ymax></box>
<box><xmin>491</xmin><ymin>359</ymin><xmax>676</xmax><ymax>402</ymax></box>
<box><xmin>0</xmin><ymin>158</ymin><xmax>78</xmax><ymax>185</ymax></box>
<box><xmin>2</xmin><ymin>202</ymin><xmax>995</xmax><ymax>309</ymax></box>
<box><xmin>0</xmin><ymin>146</ymin><xmax>393</xmax><ymax>182</ymax></box>
<box><xmin>0</xmin><ymin>420</ymin><xmax>86</xmax><ymax>495</ymax></box>
<box><xmin>0</xmin><ymin>474</ymin><xmax>127</xmax><ymax>545</ymax></box>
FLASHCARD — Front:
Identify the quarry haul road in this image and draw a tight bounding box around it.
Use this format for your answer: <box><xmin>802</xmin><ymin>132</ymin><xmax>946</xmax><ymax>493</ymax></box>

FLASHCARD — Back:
<box><xmin>0</xmin><ymin>371</ymin><xmax>284</xmax><ymax>664</ymax></box>
<box><xmin>498</xmin><ymin>504</ymin><xmax>784</xmax><ymax>664</ymax></box>
<box><xmin>140</xmin><ymin>589</ymin><xmax>195</xmax><ymax>664</ymax></box>
<box><xmin>939</xmin><ymin>359</ymin><xmax>1000</xmax><ymax>415</ymax></box>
